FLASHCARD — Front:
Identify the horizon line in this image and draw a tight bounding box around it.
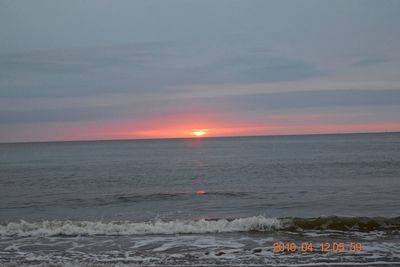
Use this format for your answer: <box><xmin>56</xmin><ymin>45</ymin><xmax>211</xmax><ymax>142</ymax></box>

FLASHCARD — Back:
<box><xmin>1</xmin><ymin>130</ymin><xmax>399</xmax><ymax>145</ymax></box>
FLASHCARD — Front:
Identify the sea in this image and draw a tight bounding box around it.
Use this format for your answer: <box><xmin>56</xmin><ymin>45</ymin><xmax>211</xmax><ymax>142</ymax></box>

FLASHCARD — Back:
<box><xmin>0</xmin><ymin>132</ymin><xmax>399</xmax><ymax>266</ymax></box>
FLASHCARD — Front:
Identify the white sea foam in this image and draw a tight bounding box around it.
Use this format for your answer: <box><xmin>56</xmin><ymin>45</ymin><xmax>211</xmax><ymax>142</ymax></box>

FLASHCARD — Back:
<box><xmin>0</xmin><ymin>216</ymin><xmax>281</xmax><ymax>237</ymax></box>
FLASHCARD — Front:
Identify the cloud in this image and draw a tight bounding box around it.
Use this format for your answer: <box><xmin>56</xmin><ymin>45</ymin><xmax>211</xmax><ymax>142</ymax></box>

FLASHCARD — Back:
<box><xmin>1</xmin><ymin>88</ymin><xmax>399</xmax><ymax>125</ymax></box>
<box><xmin>180</xmin><ymin>53</ymin><xmax>324</xmax><ymax>85</ymax></box>
<box><xmin>0</xmin><ymin>42</ymin><xmax>171</xmax><ymax>97</ymax></box>
<box><xmin>0</xmin><ymin>43</ymin><xmax>323</xmax><ymax>98</ymax></box>
<box><xmin>0</xmin><ymin>42</ymin><xmax>166</xmax><ymax>73</ymax></box>
<box><xmin>195</xmin><ymin>88</ymin><xmax>400</xmax><ymax>112</ymax></box>
<box><xmin>352</xmin><ymin>57</ymin><xmax>389</xmax><ymax>67</ymax></box>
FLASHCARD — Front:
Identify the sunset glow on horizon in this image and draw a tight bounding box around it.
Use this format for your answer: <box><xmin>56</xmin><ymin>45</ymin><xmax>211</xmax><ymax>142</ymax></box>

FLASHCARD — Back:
<box><xmin>42</xmin><ymin>117</ymin><xmax>400</xmax><ymax>143</ymax></box>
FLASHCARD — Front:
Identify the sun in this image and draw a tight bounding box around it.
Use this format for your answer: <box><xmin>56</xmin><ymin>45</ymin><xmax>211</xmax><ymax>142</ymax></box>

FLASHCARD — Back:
<box><xmin>192</xmin><ymin>130</ymin><xmax>207</xmax><ymax>137</ymax></box>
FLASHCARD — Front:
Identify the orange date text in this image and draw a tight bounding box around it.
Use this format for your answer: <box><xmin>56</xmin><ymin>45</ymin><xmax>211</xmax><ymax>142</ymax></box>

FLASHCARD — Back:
<box><xmin>273</xmin><ymin>242</ymin><xmax>363</xmax><ymax>253</ymax></box>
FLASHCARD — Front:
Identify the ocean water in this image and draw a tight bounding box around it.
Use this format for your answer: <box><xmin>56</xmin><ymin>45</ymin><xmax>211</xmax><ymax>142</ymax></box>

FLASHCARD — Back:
<box><xmin>0</xmin><ymin>133</ymin><xmax>399</xmax><ymax>266</ymax></box>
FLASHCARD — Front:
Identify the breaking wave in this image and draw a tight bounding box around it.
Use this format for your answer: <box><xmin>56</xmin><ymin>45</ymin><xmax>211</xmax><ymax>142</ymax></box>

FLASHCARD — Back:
<box><xmin>1</xmin><ymin>216</ymin><xmax>399</xmax><ymax>237</ymax></box>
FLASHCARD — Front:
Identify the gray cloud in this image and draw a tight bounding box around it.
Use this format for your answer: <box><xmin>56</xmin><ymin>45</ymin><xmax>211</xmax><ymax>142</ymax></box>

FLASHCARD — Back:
<box><xmin>0</xmin><ymin>44</ymin><xmax>323</xmax><ymax>98</ymax></box>
<box><xmin>183</xmin><ymin>54</ymin><xmax>324</xmax><ymax>84</ymax></box>
<box><xmin>0</xmin><ymin>102</ymin><xmax>171</xmax><ymax>125</ymax></box>
<box><xmin>352</xmin><ymin>57</ymin><xmax>389</xmax><ymax>67</ymax></box>
<box><xmin>205</xmin><ymin>89</ymin><xmax>400</xmax><ymax>111</ymax></box>
<box><xmin>0</xmin><ymin>43</ymin><xmax>172</xmax><ymax>97</ymax></box>
<box><xmin>2</xmin><ymin>89</ymin><xmax>399</xmax><ymax>125</ymax></box>
<box><xmin>0</xmin><ymin>42</ymin><xmax>166</xmax><ymax>74</ymax></box>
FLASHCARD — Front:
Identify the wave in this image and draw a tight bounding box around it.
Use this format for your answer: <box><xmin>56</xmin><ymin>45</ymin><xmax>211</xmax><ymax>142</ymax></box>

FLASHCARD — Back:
<box><xmin>0</xmin><ymin>216</ymin><xmax>399</xmax><ymax>237</ymax></box>
<box><xmin>287</xmin><ymin>216</ymin><xmax>400</xmax><ymax>231</ymax></box>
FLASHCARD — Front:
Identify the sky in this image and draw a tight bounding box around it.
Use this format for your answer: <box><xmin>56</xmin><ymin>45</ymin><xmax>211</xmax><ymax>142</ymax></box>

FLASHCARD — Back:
<box><xmin>1</xmin><ymin>0</ymin><xmax>400</xmax><ymax>142</ymax></box>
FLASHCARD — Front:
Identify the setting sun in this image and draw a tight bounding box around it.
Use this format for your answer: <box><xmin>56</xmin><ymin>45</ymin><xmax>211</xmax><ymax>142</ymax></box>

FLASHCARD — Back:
<box><xmin>192</xmin><ymin>130</ymin><xmax>207</xmax><ymax>137</ymax></box>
